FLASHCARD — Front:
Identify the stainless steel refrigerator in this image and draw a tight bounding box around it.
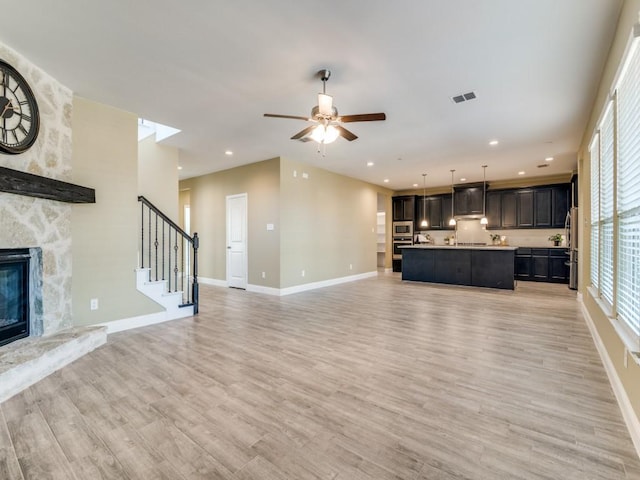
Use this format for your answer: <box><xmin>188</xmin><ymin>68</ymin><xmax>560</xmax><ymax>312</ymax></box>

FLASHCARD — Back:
<box><xmin>565</xmin><ymin>207</ymin><xmax>578</xmax><ymax>290</ymax></box>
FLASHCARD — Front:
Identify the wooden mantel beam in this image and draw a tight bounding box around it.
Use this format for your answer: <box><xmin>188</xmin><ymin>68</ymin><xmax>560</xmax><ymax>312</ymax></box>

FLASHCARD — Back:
<box><xmin>0</xmin><ymin>166</ymin><xmax>95</xmax><ymax>203</ymax></box>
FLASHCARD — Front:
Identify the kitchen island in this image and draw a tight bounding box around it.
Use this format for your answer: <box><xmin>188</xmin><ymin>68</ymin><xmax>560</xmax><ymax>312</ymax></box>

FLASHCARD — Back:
<box><xmin>401</xmin><ymin>245</ymin><xmax>517</xmax><ymax>290</ymax></box>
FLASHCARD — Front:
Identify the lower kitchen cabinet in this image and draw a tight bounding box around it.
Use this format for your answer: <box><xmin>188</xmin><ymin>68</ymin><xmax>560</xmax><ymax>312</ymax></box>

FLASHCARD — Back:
<box><xmin>515</xmin><ymin>248</ymin><xmax>569</xmax><ymax>283</ymax></box>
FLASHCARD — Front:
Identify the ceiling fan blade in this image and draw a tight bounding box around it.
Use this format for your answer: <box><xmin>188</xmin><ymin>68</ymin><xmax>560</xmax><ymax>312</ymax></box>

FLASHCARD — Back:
<box><xmin>318</xmin><ymin>93</ymin><xmax>333</xmax><ymax>116</ymax></box>
<box><xmin>339</xmin><ymin>113</ymin><xmax>386</xmax><ymax>123</ymax></box>
<box><xmin>291</xmin><ymin>125</ymin><xmax>317</xmax><ymax>140</ymax></box>
<box><xmin>336</xmin><ymin>125</ymin><xmax>358</xmax><ymax>141</ymax></box>
<box><xmin>264</xmin><ymin>113</ymin><xmax>311</xmax><ymax>121</ymax></box>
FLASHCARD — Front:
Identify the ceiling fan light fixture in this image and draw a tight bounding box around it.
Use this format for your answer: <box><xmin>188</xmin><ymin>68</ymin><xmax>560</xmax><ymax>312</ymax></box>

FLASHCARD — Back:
<box><xmin>311</xmin><ymin>124</ymin><xmax>339</xmax><ymax>144</ymax></box>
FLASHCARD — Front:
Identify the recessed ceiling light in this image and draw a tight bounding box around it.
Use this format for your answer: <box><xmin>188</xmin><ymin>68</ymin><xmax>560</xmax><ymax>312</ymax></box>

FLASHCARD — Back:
<box><xmin>518</xmin><ymin>171</ymin><xmax>526</xmax><ymax>175</ymax></box>
<box><xmin>225</xmin><ymin>150</ymin><xmax>233</xmax><ymax>156</ymax></box>
<box><xmin>383</xmin><ymin>179</ymin><xmax>390</xmax><ymax>183</ymax></box>
<box><xmin>545</xmin><ymin>157</ymin><xmax>554</xmax><ymax>162</ymax></box>
<box><xmin>460</xmin><ymin>178</ymin><xmax>466</xmax><ymax>182</ymax></box>
<box><xmin>367</xmin><ymin>161</ymin><xmax>374</xmax><ymax>167</ymax></box>
<box><xmin>177</xmin><ymin>166</ymin><xmax>183</xmax><ymax>170</ymax></box>
<box><xmin>489</xmin><ymin>140</ymin><xmax>499</xmax><ymax>146</ymax></box>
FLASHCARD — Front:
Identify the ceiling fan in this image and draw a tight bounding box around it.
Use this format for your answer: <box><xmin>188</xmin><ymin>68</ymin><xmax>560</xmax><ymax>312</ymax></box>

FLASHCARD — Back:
<box><xmin>264</xmin><ymin>69</ymin><xmax>386</xmax><ymax>144</ymax></box>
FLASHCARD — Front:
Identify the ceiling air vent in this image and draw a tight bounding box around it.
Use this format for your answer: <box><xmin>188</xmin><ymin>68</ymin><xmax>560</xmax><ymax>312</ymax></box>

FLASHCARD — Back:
<box><xmin>537</xmin><ymin>164</ymin><xmax>549</xmax><ymax>168</ymax></box>
<box><xmin>451</xmin><ymin>91</ymin><xmax>477</xmax><ymax>104</ymax></box>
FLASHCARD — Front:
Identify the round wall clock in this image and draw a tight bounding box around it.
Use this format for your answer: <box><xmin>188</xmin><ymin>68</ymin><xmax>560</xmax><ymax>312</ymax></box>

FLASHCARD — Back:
<box><xmin>0</xmin><ymin>59</ymin><xmax>40</xmax><ymax>155</ymax></box>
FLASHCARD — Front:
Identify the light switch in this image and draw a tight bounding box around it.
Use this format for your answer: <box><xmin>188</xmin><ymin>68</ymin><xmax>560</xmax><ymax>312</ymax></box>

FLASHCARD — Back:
<box><xmin>266</xmin><ymin>223</ymin><xmax>274</xmax><ymax>231</ymax></box>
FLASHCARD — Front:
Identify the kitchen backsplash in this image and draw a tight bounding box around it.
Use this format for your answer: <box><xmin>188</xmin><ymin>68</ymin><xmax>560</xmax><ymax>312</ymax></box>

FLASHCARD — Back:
<box><xmin>416</xmin><ymin>220</ymin><xmax>566</xmax><ymax>247</ymax></box>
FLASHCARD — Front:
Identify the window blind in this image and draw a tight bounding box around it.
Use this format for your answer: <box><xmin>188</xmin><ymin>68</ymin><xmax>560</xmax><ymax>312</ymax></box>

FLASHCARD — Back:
<box><xmin>616</xmin><ymin>40</ymin><xmax>640</xmax><ymax>335</ymax></box>
<box><xmin>590</xmin><ymin>134</ymin><xmax>600</xmax><ymax>290</ymax></box>
<box><xmin>599</xmin><ymin>103</ymin><xmax>615</xmax><ymax>306</ymax></box>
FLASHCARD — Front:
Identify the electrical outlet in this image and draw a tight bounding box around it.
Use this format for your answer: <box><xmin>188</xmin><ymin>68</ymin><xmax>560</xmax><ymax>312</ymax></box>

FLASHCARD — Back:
<box><xmin>301</xmin><ymin>269</ymin><xmax>305</xmax><ymax>277</ymax></box>
<box><xmin>90</xmin><ymin>298</ymin><xmax>99</xmax><ymax>311</ymax></box>
<box><xmin>302</xmin><ymin>172</ymin><xmax>309</xmax><ymax>179</ymax></box>
<box><xmin>261</xmin><ymin>272</ymin><xmax>266</xmax><ymax>279</ymax></box>
<box><xmin>293</xmin><ymin>170</ymin><xmax>297</xmax><ymax>177</ymax></box>
<box><xmin>349</xmin><ymin>264</ymin><xmax>353</xmax><ymax>270</ymax></box>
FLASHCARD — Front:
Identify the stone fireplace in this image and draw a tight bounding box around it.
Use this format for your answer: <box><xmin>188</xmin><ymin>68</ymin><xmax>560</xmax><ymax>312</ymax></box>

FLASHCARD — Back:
<box><xmin>0</xmin><ymin>42</ymin><xmax>74</xmax><ymax>342</ymax></box>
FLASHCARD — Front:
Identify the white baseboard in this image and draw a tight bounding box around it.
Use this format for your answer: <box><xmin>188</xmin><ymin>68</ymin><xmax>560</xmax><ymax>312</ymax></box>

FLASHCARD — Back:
<box><xmin>279</xmin><ymin>271</ymin><xmax>378</xmax><ymax>296</ymax></box>
<box><xmin>99</xmin><ymin>306</ymin><xmax>194</xmax><ymax>334</ymax></box>
<box><xmin>247</xmin><ymin>284</ymin><xmax>281</xmax><ymax>295</ymax></box>
<box><xmin>579</xmin><ymin>297</ymin><xmax>640</xmax><ymax>458</ymax></box>
<box><xmin>199</xmin><ymin>277</ymin><xmax>228</xmax><ymax>288</ymax></box>
<box><xmin>203</xmin><ymin>271</ymin><xmax>379</xmax><ymax>296</ymax></box>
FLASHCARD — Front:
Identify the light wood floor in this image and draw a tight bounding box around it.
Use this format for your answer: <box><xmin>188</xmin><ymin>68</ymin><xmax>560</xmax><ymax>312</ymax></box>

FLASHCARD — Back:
<box><xmin>1</xmin><ymin>274</ymin><xmax>639</xmax><ymax>479</ymax></box>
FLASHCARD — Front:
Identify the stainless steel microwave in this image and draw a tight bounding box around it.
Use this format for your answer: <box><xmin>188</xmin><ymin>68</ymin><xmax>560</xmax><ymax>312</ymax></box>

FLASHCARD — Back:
<box><xmin>393</xmin><ymin>221</ymin><xmax>413</xmax><ymax>238</ymax></box>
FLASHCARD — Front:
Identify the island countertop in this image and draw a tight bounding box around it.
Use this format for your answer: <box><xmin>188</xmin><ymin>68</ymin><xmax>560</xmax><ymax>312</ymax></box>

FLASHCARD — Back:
<box><xmin>401</xmin><ymin>245</ymin><xmax>517</xmax><ymax>251</ymax></box>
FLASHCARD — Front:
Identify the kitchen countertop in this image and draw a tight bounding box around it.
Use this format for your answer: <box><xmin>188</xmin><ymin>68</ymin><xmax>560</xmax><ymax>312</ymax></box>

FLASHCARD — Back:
<box><xmin>401</xmin><ymin>245</ymin><xmax>518</xmax><ymax>251</ymax></box>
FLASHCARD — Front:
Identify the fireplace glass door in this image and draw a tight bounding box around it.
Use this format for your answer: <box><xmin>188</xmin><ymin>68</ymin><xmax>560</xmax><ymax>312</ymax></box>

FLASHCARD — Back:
<box><xmin>0</xmin><ymin>253</ymin><xmax>29</xmax><ymax>347</ymax></box>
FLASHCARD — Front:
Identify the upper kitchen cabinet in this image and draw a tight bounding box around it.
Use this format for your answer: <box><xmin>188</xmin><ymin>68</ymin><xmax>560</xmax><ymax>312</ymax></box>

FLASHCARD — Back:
<box><xmin>415</xmin><ymin>196</ymin><xmax>444</xmax><ymax>230</ymax></box>
<box><xmin>534</xmin><ymin>188</ymin><xmax>553</xmax><ymax>227</ymax></box>
<box><xmin>552</xmin><ymin>184</ymin><xmax>570</xmax><ymax>227</ymax></box>
<box><xmin>501</xmin><ymin>191</ymin><xmax>517</xmax><ymax>228</ymax></box>
<box><xmin>486</xmin><ymin>191</ymin><xmax>501</xmax><ymax>228</ymax></box>
<box><xmin>442</xmin><ymin>194</ymin><xmax>455</xmax><ymax>230</ymax></box>
<box><xmin>453</xmin><ymin>185</ymin><xmax>484</xmax><ymax>216</ymax></box>
<box><xmin>516</xmin><ymin>190</ymin><xmax>534</xmax><ymax>227</ymax></box>
<box><xmin>392</xmin><ymin>195</ymin><xmax>416</xmax><ymax>222</ymax></box>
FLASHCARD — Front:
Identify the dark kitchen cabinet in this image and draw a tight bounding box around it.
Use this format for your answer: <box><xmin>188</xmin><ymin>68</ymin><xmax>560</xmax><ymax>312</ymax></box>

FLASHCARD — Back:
<box><xmin>429</xmin><ymin>197</ymin><xmax>443</xmax><ymax>229</ymax></box>
<box><xmin>515</xmin><ymin>248</ymin><xmax>532</xmax><ymax>280</ymax></box>
<box><xmin>442</xmin><ymin>194</ymin><xmax>455</xmax><ymax>230</ymax></box>
<box><xmin>531</xmin><ymin>248</ymin><xmax>549</xmax><ymax>280</ymax></box>
<box><xmin>549</xmin><ymin>249</ymin><xmax>570</xmax><ymax>281</ymax></box>
<box><xmin>517</xmin><ymin>190</ymin><xmax>534</xmax><ymax>227</ymax></box>
<box><xmin>392</xmin><ymin>196</ymin><xmax>415</xmax><ymax>222</ymax></box>
<box><xmin>515</xmin><ymin>248</ymin><xmax>569</xmax><ymax>283</ymax></box>
<box><xmin>534</xmin><ymin>188</ymin><xmax>552</xmax><ymax>227</ymax></box>
<box><xmin>486</xmin><ymin>191</ymin><xmax>502</xmax><ymax>228</ymax></box>
<box><xmin>415</xmin><ymin>196</ymin><xmax>443</xmax><ymax>230</ymax></box>
<box><xmin>454</xmin><ymin>186</ymin><xmax>484</xmax><ymax>216</ymax></box>
<box><xmin>501</xmin><ymin>191</ymin><xmax>517</xmax><ymax>228</ymax></box>
<box><xmin>415</xmin><ymin>196</ymin><xmax>428</xmax><ymax>230</ymax></box>
<box><xmin>552</xmin><ymin>185</ymin><xmax>570</xmax><ymax>228</ymax></box>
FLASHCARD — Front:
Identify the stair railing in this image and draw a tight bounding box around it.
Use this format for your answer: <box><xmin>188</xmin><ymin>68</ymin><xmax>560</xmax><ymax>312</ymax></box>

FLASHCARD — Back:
<box><xmin>138</xmin><ymin>196</ymin><xmax>199</xmax><ymax>314</ymax></box>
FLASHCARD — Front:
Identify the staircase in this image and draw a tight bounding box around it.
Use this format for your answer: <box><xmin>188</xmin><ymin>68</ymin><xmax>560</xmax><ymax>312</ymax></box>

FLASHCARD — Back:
<box><xmin>137</xmin><ymin>196</ymin><xmax>199</xmax><ymax>318</ymax></box>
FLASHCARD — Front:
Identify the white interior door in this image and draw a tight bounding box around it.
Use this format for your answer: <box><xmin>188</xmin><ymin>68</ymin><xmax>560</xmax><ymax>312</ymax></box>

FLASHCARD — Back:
<box><xmin>226</xmin><ymin>193</ymin><xmax>247</xmax><ymax>289</ymax></box>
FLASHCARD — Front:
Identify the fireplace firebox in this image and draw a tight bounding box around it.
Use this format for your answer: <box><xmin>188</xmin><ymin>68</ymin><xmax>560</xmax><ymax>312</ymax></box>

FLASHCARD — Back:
<box><xmin>0</xmin><ymin>249</ymin><xmax>30</xmax><ymax>347</ymax></box>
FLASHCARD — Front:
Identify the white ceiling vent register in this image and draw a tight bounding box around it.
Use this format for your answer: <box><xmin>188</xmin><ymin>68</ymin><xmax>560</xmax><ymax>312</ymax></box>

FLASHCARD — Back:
<box><xmin>451</xmin><ymin>91</ymin><xmax>477</xmax><ymax>104</ymax></box>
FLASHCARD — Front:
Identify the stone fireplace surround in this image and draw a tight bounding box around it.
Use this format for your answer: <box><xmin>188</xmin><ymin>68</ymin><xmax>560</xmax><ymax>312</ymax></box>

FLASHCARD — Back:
<box><xmin>0</xmin><ymin>43</ymin><xmax>106</xmax><ymax>403</ymax></box>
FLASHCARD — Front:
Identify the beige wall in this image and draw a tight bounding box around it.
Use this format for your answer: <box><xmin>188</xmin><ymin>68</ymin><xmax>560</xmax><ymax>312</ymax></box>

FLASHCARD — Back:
<box><xmin>71</xmin><ymin>97</ymin><xmax>162</xmax><ymax>325</ymax></box>
<box><xmin>138</xmin><ymin>136</ymin><xmax>179</xmax><ymax>220</ymax></box>
<box><xmin>279</xmin><ymin>157</ymin><xmax>380</xmax><ymax>287</ymax></box>
<box><xmin>179</xmin><ymin>156</ymin><xmax>393</xmax><ymax>289</ymax></box>
<box><xmin>577</xmin><ymin>0</ymin><xmax>640</xmax><ymax>420</ymax></box>
<box><xmin>179</xmin><ymin>158</ymin><xmax>281</xmax><ymax>287</ymax></box>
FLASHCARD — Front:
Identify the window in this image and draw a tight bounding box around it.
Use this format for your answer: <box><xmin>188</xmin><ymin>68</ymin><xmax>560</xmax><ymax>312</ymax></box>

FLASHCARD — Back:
<box><xmin>589</xmin><ymin>134</ymin><xmax>600</xmax><ymax>290</ymax></box>
<box><xmin>590</xmin><ymin>25</ymin><xmax>640</xmax><ymax>350</ymax></box>
<box><xmin>616</xmin><ymin>34</ymin><xmax>640</xmax><ymax>337</ymax></box>
<box><xmin>599</xmin><ymin>103</ymin><xmax>615</xmax><ymax>307</ymax></box>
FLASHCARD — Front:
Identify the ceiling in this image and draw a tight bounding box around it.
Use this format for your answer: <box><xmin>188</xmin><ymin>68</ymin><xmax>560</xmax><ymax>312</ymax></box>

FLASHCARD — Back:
<box><xmin>0</xmin><ymin>0</ymin><xmax>622</xmax><ymax>190</ymax></box>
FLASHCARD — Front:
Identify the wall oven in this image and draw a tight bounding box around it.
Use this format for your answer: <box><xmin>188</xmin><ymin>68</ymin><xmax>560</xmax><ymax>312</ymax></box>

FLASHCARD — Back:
<box><xmin>392</xmin><ymin>237</ymin><xmax>413</xmax><ymax>260</ymax></box>
<box><xmin>393</xmin><ymin>221</ymin><xmax>413</xmax><ymax>238</ymax></box>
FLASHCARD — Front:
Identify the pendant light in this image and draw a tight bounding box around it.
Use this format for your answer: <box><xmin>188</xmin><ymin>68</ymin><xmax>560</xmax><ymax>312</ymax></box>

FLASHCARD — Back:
<box><xmin>480</xmin><ymin>165</ymin><xmax>488</xmax><ymax>225</ymax></box>
<box><xmin>420</xmin><ymin>173</ymin><xmax>428</xmax><ymax>228</ymax></box>
<box><xmin>449</xmin><ymin>169</ymin><xmax>457</xmax><ymax>226</ymax></box>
